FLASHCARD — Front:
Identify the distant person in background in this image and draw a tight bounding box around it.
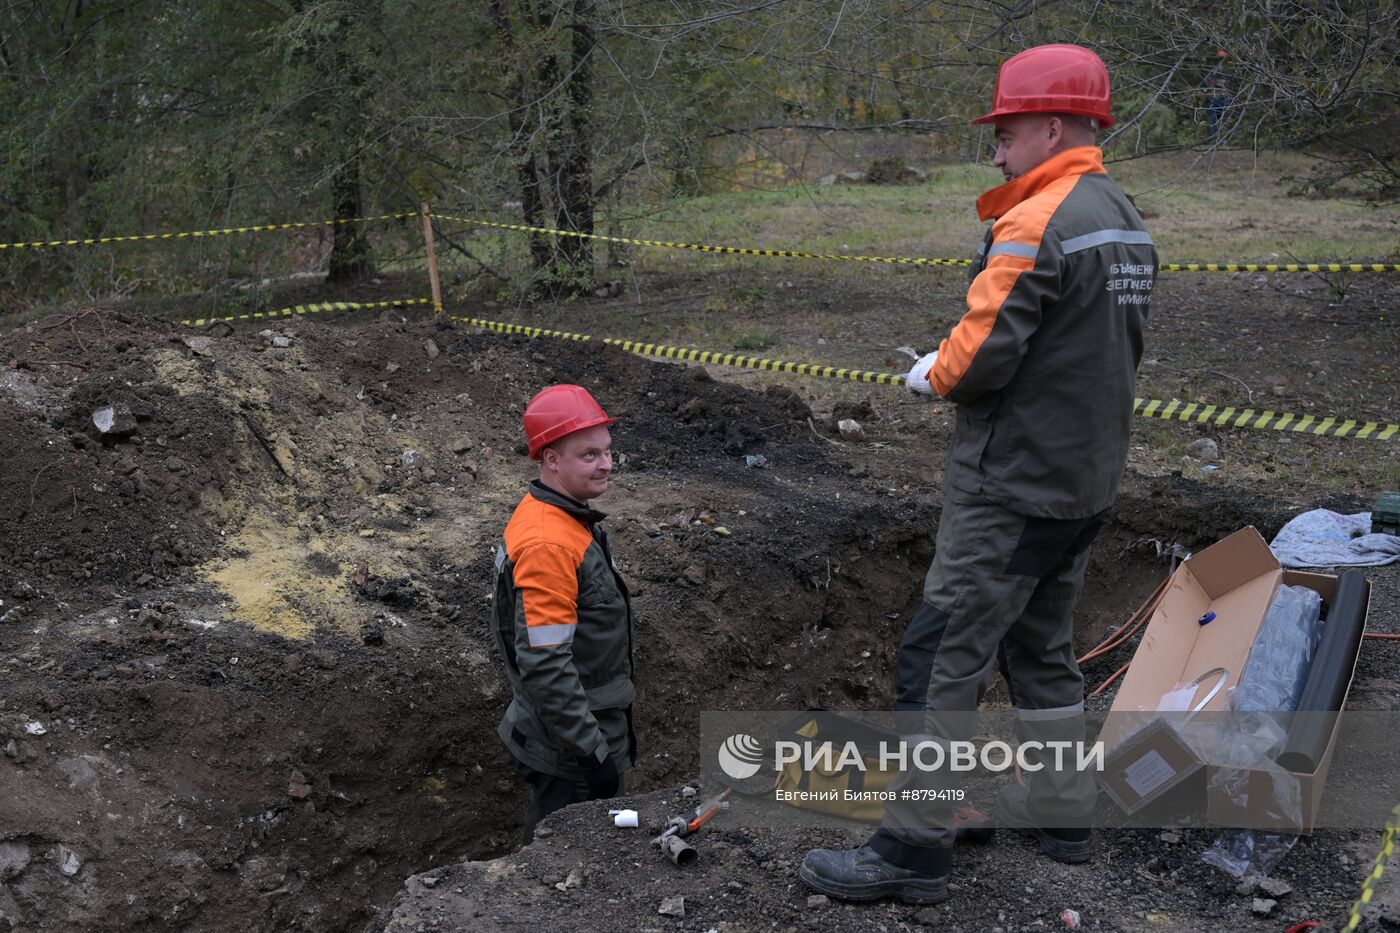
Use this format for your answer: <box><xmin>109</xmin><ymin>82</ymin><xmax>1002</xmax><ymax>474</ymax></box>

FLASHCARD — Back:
<box><xmin>490</xmin><ymin>384</ymin><xmax>636</xmax><ymax>844</ymax></box>
<box><xmin>1204</xmin><ymin>50</ymin><xmax>1233</xmax><ymax>143</ymax></box>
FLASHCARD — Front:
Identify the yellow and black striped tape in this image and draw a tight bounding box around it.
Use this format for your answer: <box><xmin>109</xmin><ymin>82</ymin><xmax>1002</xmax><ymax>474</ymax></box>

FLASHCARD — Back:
<box><xmin>7</xmin><ymin>204</ymin><xmax>1393</xmax><ymax>273</ymax></box>
<box><xmin>448</xmin><ymin>312</ymin><xmax>1395</xmax><ymax>439</ymax></box>
<box><xmin>429</xmin><ymin>212</ymin><xmax>971</xmax><ymax>268</ymax></box>
<box><xmin>1161</xmin><ymin>261</ymin><xmax>1400</xmax><ymax>273</ymax></box>
<box><xmin>177</xmin><ymin>298</ymin><xmax>432</xmax><ymax>327</ymax></box>
<box><xmin>1133</xmin><ymin>397</ymin><xmax>1397</xmax><ymax>440</ymax></box>
<box><xmin>162</xmin><ymin>298</ymin><xmax>1394</xmax><ymax>441</ymax></box>
<box><xmin>1344</xmin><ymin>803</ymin><xmax>1399</xmax><ymax>932</ymax></box>
<box><xmin>451</xmin><ymin>315</ymin><xmax>905</xmax><ymax>383</ymax></box>
<box><xmin>0</xmin><ymin>212</ymin><xmax>414</xmax><ymax>251</ymax></box>
<box><xmin>434</xmin><ymin>212</ymin><xmax>1398</xmax><ymax>273</ymax></box>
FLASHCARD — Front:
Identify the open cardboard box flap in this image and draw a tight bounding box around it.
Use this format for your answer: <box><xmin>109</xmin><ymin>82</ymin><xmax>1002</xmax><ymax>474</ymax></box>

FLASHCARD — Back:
<box><xmin>1106</xmin><ymin>527</ymin><xmax>1281</xmax><ymax>737</ymax></box>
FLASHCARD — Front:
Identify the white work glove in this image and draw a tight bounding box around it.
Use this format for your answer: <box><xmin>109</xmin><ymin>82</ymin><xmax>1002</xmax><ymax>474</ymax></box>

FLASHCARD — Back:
<box><xmin>905</xmin><ymin>350</ymin><xmax>940</xmax><ymax>396</ymax></box>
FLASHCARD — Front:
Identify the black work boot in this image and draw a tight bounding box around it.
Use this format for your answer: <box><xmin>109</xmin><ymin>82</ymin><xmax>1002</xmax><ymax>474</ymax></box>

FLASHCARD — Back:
<box><xmin>799</xmin><ymin>833</ymin><xmax>950</xmax><ymax>904</ymax></box>
<box><xmin>996</xmin><ymin>783</ymin><xmax>1092</xmax><ymax>864</ymax></box>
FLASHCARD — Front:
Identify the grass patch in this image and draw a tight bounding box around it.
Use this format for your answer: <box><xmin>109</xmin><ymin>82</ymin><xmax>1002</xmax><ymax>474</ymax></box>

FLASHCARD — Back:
<box><xmin>609</xmin><ymin>150</ymin><xmax>1397</xmax><ymax>276</ymax></box>
<box><xmin>731</xmin><ymin>331</ymin><xmax>777</xmax><ymax>351</ymax></box>
<box><xmin>450</xmin><ymin>148</ymin><xmax>1395</xmax><ymax>293</ymax></box>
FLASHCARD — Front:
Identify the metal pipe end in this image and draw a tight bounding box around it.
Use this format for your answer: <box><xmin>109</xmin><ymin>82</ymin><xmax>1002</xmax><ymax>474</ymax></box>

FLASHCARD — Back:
<box><xmin>660</xmin><ymin>833</ymin><xmax>698</xmax><ymax>867</ymax></box>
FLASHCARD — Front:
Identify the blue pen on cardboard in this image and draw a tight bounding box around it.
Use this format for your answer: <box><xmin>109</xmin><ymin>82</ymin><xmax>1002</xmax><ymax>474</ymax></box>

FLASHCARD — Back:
<box><xmin>1198</xmin><ymin>611</ymin><xmax>1216</xmax><ymax>626</ymax></box>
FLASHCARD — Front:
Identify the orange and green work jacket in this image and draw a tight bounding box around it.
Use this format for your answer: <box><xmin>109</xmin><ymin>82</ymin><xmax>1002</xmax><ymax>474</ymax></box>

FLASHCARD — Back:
<box><xmin>925</xmin><ymin>146</ymin><xmax>1157</xmax><ymax>519</ymax></box>
<box><xmin>492</xmin><ymin>481</ymin><xmax>635</xmax><ymax>778</ymax></box>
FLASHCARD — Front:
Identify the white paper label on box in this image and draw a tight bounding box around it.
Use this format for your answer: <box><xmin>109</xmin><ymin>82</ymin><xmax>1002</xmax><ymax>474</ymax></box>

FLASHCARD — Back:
<box><xmin>1121</xmin><ymin>749</ymin><xmax>1177</xmax><ymax>799</ymax></box>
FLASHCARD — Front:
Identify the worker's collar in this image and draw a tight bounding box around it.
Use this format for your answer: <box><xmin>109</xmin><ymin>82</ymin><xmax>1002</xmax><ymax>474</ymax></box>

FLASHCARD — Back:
<box><xmin>530</xmin><ymin>479</ymin><xmax>607</xmax><ymax>524</ymax></box>
<box><xmin>976</xmin><ymin>146</ymin><xmax>1106</xmax><ymax>221</ymax></box>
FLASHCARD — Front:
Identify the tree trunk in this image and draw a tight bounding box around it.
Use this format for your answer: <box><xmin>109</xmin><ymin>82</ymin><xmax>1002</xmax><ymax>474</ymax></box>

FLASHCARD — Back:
<box><xmin>324</xmin><ymin>11</ymin><xmax>373</xmax><ymax>283</ymax></box>
<box><xmin>553</xmin><ymin>0</ymin><xmax>596</xmax><ymax>290</ymax></box>
<box><xmin>490</xmin><ymin>0</ymin><xmax>552</xmax><ymax>270</ymax></box>
<box><xmin>327</xmin><ymin>158</ymin><xmax>372</xmax><ymax>282</ymax></box>
<box><xmin>533</xmin><ymin>6</ymin><xmax>569</xmax><ymax>294</ymax></box>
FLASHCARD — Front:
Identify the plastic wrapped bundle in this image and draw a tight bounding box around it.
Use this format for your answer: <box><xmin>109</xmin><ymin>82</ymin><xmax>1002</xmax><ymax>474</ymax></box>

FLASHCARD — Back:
<box><xmin>1233</xmin><ymin>585</ymin><xmax>1323</xmax><ymax>713</ymax></box>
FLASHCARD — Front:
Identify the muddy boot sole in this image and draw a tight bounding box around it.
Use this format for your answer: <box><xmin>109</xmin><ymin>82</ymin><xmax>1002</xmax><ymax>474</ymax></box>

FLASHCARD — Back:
<box><xmin>797</xmin><ymin>863</ymin><xmax>949</xmax><ymax>905</ymax></box>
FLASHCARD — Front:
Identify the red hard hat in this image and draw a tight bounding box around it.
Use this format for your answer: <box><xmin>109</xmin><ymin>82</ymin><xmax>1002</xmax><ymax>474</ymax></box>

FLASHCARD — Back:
<box><xmin>972</xmin><ymin>44</ymin><xmax>1114</xmax><ymax>128</ymax></box>
<box><xmin>523</xmin><ymin>384</ymin><xmax>618</xmax><ymax>460</ymax></box>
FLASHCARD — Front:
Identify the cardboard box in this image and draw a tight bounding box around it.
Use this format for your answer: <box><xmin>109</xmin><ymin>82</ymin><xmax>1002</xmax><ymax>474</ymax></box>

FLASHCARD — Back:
<box><xmin>1097</xmin><ymin>527</ymin><xmax>1370</xmax><ymax>831</ymax></box>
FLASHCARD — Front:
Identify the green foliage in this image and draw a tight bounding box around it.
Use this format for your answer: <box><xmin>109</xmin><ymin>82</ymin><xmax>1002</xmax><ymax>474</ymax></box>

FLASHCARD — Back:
<box><xmin>0</xmin><ymin>0</ymin><xmax>1394</xmax><ymax>311</ymax></box>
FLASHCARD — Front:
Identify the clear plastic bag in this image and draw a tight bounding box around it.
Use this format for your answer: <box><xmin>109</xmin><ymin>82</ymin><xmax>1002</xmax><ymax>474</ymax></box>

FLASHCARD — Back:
<box><xmin>1201</xmin><ymin>828</ymin><xmax>1298</xmax><ymax>879</ymax></box>
<box><xmin>1198</xmin><ymin>585</ymin><xmax>1320</xmax><ymax>879</ymax></box>
<box><xmin>1195</xmin><ymin>714</ymin><xmax>1305</xmax><ymax>878</ymax></box>
<box><xmin>1233</xmin><ymin>584</ymin><xmax>1322</xmax><ymax>714</ymax></box>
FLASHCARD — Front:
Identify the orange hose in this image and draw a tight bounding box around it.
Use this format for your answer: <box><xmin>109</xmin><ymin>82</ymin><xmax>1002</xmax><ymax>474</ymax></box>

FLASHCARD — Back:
<box><xmin>1084</xmin><ymin>577</ymin><xmax>1165</xmax><ymax>652</ymax></box>
<box><xmin>1365</xmin><ymin>633</ymin><xmax>1400</xmax><ymax>640</ymax></box>
<box><xmin>1078</xmin><ymin>577</ymin><xmax>1169</xmax><ymax>665</ymax></box>
<box><xmin>1078</xmin><ymin>613</ymin><xmax>1149</xmax><ymax>664</ymax></box>
<box><xmin>1091</xmin><ymin>660</ymin><xmax>1132</xmax><ymax>696</ymax></box>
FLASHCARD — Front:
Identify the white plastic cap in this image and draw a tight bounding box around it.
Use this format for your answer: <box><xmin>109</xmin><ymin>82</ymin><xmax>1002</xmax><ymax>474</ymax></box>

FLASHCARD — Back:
<box><xmin>610</xmin><ymin>808</ymin><xmax>639</xmax><ymax>828</ymax></box>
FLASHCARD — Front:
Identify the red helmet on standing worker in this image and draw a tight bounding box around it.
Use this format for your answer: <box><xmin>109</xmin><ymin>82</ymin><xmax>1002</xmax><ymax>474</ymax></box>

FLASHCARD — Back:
<box><xmin>972</xmin><ymin>44</ymin><xmax>1114</xmax><ymax>128</ymax></box>
<box><xmin>523</xmin><ymin>384</ymin><xmax>619</xmax><ymax>460</ymax></box>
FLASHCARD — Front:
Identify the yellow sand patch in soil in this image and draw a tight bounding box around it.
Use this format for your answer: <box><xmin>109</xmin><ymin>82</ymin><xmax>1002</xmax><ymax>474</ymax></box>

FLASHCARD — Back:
<box><xmin>201</xmin><ymin>515</ymin><xmax>359</xmax><ymax>639</ymax></box>
<box><xmin>151</xmin><ymin>349</ymin><xmax>205</xmax><ymax>397</ymax></box>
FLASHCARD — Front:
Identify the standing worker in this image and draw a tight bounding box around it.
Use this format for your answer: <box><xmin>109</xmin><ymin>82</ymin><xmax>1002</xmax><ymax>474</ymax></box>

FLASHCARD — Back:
<box><xmin>801</xmin><ymin>44</ymin><xmax>1156</xmax><ymax>904</ymax></box>
<box><xmin>491</xmin><ymin>384</ymin><xmax>636</xmax><ymax>844</ymax></box>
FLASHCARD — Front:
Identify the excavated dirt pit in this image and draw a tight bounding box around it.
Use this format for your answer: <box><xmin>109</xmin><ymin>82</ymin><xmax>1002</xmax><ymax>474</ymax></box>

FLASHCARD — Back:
<box><xmin>0</xmin><ymin>307</ymin><xmax>1382</xmax><ymax>931</ymax></box>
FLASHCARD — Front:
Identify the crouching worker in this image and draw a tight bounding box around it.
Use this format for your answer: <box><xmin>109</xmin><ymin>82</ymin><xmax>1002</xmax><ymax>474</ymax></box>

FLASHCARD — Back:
<box><xmin>491</xmin><ymin>384</ymin><xmax>636</xmax><ymax>844</ymax></box>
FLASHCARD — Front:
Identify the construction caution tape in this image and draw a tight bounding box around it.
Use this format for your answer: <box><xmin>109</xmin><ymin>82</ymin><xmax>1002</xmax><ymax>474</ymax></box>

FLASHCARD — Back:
<box><xmin>1133</xmin><ymin>398</ymin><xmax>1397</xmax><ymax>440</ymax></box>
<box><xmin>177</xmin><ymin>298</ymin><xmax>432</xmax><ymax>327</ymax></box>
<box><xmin>433</xmin><ymin>212</ymin><xmax>1398</xmax><ymax>273</ymax></box>
<box><xmin>429</xmin><ymin>213</ymin><xmax>971</xmax><ymax>268</ymax></box>
<box><xmin>160</xmin><ymin>298</ymin><xmax>1394</xmax><ymax>441</ymax></box>
<box><xmin>444</xmin><ymin>312</ymin><xmax>1396</xmax><ymax>440</ymax></box>
<box><xmin>1343</xmin><ymin>803</ymin><xmax>1400</xmax><ymax>932</ymax></box>
<box><xmin>0</xmin><ymin>212</ymin><xmax>413</xmax><ymax>251</ymax></box>
<box><xmin>1160</xmin><ymin>261</ymin><xmax>1400</xmax><ymax>273</ymax></box>
<box><xmin>450</xmin><ymin>314</ymin><xmax>906</xmax><ymax>383</ymax></box>
<box><xmin>6</xmin><ymin>205</ymin><xmax>1392</xmax><ymax>273</ymax></box>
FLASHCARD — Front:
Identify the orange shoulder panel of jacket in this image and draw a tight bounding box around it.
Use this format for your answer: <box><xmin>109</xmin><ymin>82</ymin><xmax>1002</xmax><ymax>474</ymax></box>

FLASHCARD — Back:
<box><xmin>975</xmin><ymin>146</ymin><xmax>1104</xmax><ymax>222</ymax></box>
<box><xmin>504</xmin><ymin>494</ymin><xmax>594</xmax><ymax>636</ymax></box>
<box><xmin>504</xmin><ymin>492</ymin><xmax>594</xmax><ymax>558</ymax></box>
<box><xmin>932</xmin><ymin>174</ymin><xmax>1079</xmax><ymax>398</ymax></box>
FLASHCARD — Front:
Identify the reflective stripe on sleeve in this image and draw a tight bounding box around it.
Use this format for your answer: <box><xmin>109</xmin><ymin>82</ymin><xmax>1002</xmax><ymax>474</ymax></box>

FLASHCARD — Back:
<box><xmin>527</xmin><ymin>623</ymin><xmax>578</xmax><ymax>647</ymax></box>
